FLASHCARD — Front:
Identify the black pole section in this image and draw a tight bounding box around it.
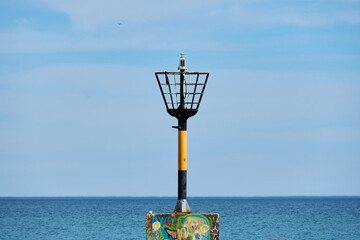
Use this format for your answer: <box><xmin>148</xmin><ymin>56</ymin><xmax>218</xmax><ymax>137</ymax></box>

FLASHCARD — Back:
<box><xmin>180</xmin><ymin>70</ymin><xmax>185</xmax><ymax>109</ymax></box>
<box><xmin>178</xmin><ymin>118</ymin><xmax>187</xmax><ymax>131</ymax></box>
<box><xmin>178</xmin><ymin>170</ymin><xmax>187</xmax><ymax>200</ymax></box>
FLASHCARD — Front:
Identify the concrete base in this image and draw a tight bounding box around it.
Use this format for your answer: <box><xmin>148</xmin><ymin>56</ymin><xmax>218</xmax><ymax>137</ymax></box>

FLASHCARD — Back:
<box><xmin>146</xmin><ymin>212</ymin><xmax>219</xmax><ymax>240</ymax></box>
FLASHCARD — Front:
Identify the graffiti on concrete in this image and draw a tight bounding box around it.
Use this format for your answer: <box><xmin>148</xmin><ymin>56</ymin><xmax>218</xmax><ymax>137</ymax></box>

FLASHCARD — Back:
<box><xmin>146</xmin><ymin>213</ymin><xmax>219</xmax><ymax>240</ymax></box>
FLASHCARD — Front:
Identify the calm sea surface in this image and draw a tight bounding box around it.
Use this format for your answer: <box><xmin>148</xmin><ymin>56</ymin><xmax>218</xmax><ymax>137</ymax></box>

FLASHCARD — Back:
<box><xmin>0</xmin><ymin>197</ymin><xmax>359</xmax><ymax>239</ymax></box>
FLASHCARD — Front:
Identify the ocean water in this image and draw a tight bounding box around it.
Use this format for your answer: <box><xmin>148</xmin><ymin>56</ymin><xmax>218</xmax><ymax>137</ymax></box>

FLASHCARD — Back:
<box><xmin>0</xmin><ymin>197</ymin><xmax>359</xmax><ymax>239</ymax></box>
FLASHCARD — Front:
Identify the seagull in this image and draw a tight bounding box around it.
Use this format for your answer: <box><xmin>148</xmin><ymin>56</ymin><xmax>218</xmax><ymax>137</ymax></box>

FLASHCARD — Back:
<box><xmin>117</xmin><ymin>22</ymin><xmax>122</xmax><ymax>25</ymax></box>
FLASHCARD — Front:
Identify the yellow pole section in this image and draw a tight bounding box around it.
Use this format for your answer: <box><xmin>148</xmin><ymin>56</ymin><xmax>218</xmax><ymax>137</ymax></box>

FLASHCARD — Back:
<box><xmin>178</xmin><ymin>130</ymin><xmax>187</xmax><ymax>171</ymax></box>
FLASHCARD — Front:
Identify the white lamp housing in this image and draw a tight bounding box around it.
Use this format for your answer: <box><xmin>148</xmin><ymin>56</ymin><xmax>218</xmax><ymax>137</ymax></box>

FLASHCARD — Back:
<box><xmin>178</xmin><ymin>53</ymin><xmax>187</xmax><ymax>71</ymax></box>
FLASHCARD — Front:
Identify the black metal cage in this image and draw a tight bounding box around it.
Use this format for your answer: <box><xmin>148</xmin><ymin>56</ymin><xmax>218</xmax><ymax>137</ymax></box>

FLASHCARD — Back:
<box><xmin>155</xmin><ymin>72</ymin><xmax>209</xmax><ymax>111</ymax></box>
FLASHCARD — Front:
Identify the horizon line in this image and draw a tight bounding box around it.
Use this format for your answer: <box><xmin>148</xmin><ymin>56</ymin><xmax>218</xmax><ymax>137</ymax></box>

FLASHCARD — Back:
<box><xmin>1</xmin><ymin>195</ymin><xmax>359</xmax><ymax>198</ymax></box>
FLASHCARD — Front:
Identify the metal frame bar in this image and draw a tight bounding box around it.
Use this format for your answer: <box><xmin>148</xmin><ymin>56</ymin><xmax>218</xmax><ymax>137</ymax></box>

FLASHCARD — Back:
<box><xmin>167</xmin><ymin>102</ymin><xmax>200</xmax><ymax>104</ymax></box>
<box><xmin>155</xmin><ymin>73</ymin><xmax>169</xmax><ymax>110</ymax></box>
<box><xmin>196</xmin><ymin>73</ymin><xmax>209</xmax><ymax>110</ymax></box>
<box><xmin>165</xmin><ymin>72</ymin><xmax>175</xmax><ymax>109</ymax></box>
<box><xmin>187</xmin><ymin>74</ymin><xmax>191</xmax><ymax>108</ymax></box>
<box><xmin>160</xmin><ymin>83</ymin><xmax>205</xmax><ymax>86</ymax></box>
<box><xmin>173</xmin><ymin>73</ymin><xmax>179</xmax><ymax>107</ymax></box>
<box><xmin>155</xmin><ymin>72</ymin><xmax>208</xmax><ymax>75</ymax></box>
<box><xmin>191</xmin><ymin>74</ymin><xmax>200</xmax><ymax>109</ymax></box>
<box><xmin>164</xmin><ymin>93</ymin><xmax>202</xmax><ymax>95</ymax></box>
<box><xmin>156</xmin><ymin>72</ymin><xmax>209</xmax><ymax>111</ymax></box>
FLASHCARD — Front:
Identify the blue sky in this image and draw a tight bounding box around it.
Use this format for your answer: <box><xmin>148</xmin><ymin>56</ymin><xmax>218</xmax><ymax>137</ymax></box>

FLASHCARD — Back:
<box><xmin>0</xmin><ymin>0</ymin><xmax>359</xmax><ymax>196</ymax></box>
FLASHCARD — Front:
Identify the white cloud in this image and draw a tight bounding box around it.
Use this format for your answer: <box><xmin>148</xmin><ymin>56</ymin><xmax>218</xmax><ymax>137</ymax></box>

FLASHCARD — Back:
<box><xmin>0</xmin><ymin>25</ymin><xmax>230</xmax><ymax>53</ymax></box>
<box><xmin>1</xmin><ymin>0</ymin><xmax>358</xmax><ymax>53</ymax></box>
<box><xmin>32</xmin><ymin>0</ymin><xmax>224</xmax><ymax>32</ymax></box>
<box><xmin>31</xmin><ymin>0</ymin><xmax>360</xmax><ymax>33</ymax></box>
<box><xmin>0</xmin><ymin>28</ymin><xmax>69</xmax><ymax>53</ymax></box>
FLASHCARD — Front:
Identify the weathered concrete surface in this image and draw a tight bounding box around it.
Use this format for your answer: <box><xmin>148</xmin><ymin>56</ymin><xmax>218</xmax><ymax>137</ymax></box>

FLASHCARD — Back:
<box><xmin>146</xmin><ymin>213</ymin><xmax>219</xmax><ymax>240</ymax></box>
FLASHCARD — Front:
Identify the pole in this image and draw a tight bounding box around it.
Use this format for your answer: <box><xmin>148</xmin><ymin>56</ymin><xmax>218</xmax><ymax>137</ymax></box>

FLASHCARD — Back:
<box><xmin>173</xmin><ymin>70</ymin><xmax>191</xmax><ymax>213</ymax></box>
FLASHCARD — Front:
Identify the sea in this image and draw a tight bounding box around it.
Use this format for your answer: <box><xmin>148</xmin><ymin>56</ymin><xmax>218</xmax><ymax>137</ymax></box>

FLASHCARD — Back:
<box><xmin>0</xmin><ymin>197</ymin><xmax>359</xmax><ymax>239</ymax></box>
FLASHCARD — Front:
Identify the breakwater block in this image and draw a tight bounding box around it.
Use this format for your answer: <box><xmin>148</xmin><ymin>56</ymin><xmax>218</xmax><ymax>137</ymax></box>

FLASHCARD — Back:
<box><xmin>146</xmin><ymin>213</ymin><xmax>219</xmax><ymax>240</ymax></box>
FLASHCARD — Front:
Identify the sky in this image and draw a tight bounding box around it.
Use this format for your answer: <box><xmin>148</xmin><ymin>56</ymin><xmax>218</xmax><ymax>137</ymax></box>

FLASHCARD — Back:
<box><xmin>0</xmin><ymin>0</ymin><xmax>359</xmax><ymax>197</ymax></box>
